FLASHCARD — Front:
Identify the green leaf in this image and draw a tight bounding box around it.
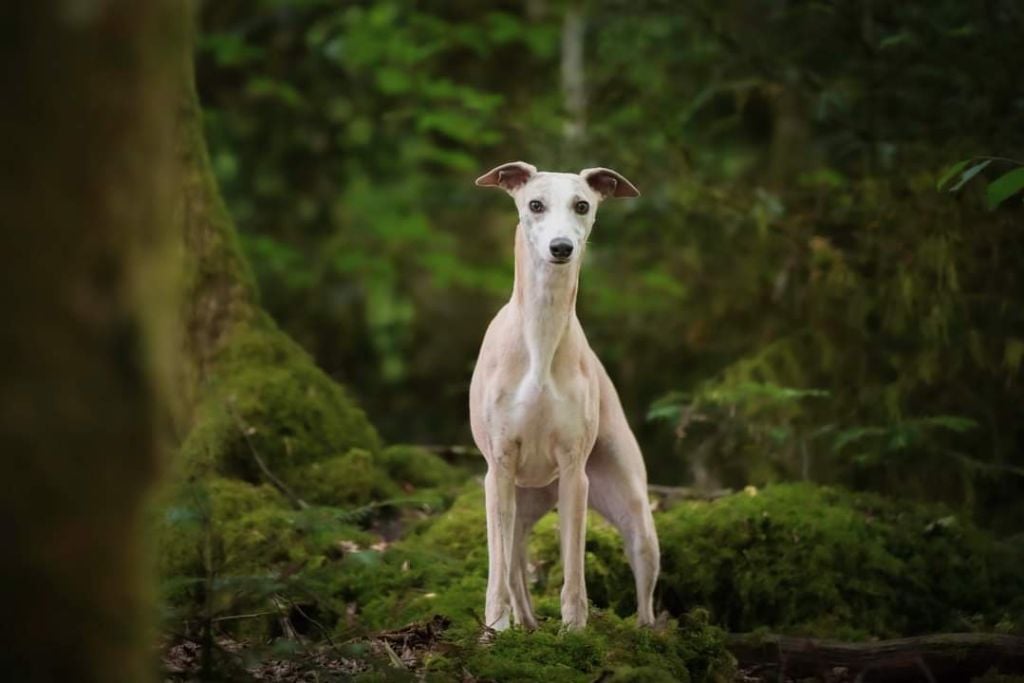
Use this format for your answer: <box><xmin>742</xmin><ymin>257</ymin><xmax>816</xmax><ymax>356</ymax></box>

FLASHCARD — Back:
<box><xmin>936</xmin><ymin>159</ymin><xmax>971</xmax><ymax>190</ymax></box>
<box><xmin>913</xmin><ymin>415</ymin><xmax>978</xmax><ymax>433</ymax></box>
<box><xmin>647</xmin><ymin>403</ymin><xmax>682</xmax><ymax>422</ymax></box>
<box><xmin>985</xmin><ymin>167</ymin><xmax>1024</xmax><ymax>209</ymax></box>
<box><xmin>946</xmin><ymin>159</ymin><xmax>992</xmax><ymax>192</ymax></box>
<box><xmin>832</xmin><ymin>426</ymin><xmax>887</xmax><ymax>453</ymax></box>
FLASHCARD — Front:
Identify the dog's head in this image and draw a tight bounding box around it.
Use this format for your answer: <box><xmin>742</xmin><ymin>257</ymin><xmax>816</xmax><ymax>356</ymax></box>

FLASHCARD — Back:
<box><xmin>475</xmin><ymin>161</ymin><xmax>639</xmax><ymax>267</ymax></box>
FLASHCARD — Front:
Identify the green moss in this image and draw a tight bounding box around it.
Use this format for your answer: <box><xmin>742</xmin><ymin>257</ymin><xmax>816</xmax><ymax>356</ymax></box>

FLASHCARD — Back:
<box><xmin>180</xmin><ymin>316</ymin><xmax>382</xmax><ymax>492</ymax></box>
<box><xmin>457</xmin><ymin>610</ymin><xmax>731</xmax><ymax>683</ymax></box>
<box><xmin>465</xmin><ymin>624</ymin><xmax>603</xmax><ymax>682</ymax></box>
<box><xmin>380</xmin><ymin>444</ymin><xmax>467</xmax><ymax>490</ymax></box>
<box><xmin>656</xmin><ymin>483</ymin><xmax>1024</xmax><ymax>638</ymax></box>
<box><xmin>157</xmin><ymin>476</ymin><xmax>372</xmax><ymax>610</ymax></box>
<box><xmin>605</xmin><ymin>666</ymin><xmax>680</xmax><ymax>683</ymax></box>
<box><xmin>157</xmin><ymin>477</ymin><xmax>288</xmax><ymax>580</ymax></box>
<box><xmin>290</xmin><ymin>448</ymin><xmax>399</xmax><ymax>506</ymax></box>
<box><xmin>332</xmin><ymin>485</ymin><xmax>488</xmax><ymax>636</ymax></box>
<box><xmin>337</xmin><ymin>482</ymin><xmax>1022</xmax><ymax>647</ymax></box>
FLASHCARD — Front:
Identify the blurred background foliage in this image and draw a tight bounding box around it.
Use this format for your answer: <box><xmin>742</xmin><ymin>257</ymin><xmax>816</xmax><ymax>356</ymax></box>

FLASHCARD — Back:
<box><xmin>196</xmin><ymin>0</ymin><xmax>1024</xmax><ymax>530</ymax></box>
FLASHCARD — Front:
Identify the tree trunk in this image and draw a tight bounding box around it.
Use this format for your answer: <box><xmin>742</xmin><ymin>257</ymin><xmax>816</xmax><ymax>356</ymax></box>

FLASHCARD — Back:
<box><xmin>170</xmin><ymin>5</ymin><xmax>379</xmax><ymax>474</ymax></box>
<box><xmin>768</xmin><ymin>83</ymin><xmax>810</xmax><ymax>187</ymax></box>
<box><xmin>176</xmin><ymin>21</ymin><xmax>259</xmax><ymax>408</ymax></box>
<box><xmin>561</xmin><ymin>1</ymin><xmax>587</xmax><ymax>155</ymax></box>
<box><xmin>0</xmin><ymin>2</ymin><xmax>182</xmax><ymax>681</ymax></box>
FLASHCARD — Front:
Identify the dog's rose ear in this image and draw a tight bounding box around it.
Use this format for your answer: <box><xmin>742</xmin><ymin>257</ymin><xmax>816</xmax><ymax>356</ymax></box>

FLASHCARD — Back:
<box><xmin>475</xmin><ymin>161</ymin><xmax>537</xmax><ymax>192</ymax></box>
<box><xmin>580</xmin><ymin>167</ymin><xmax>640</xmax><ymax>199</ymax></box>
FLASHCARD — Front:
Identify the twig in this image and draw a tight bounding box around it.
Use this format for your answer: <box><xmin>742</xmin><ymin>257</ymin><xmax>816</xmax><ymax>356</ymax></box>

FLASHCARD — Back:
<box><xmin>227</xmin><ymin>402</ymin><xmax>309</xmax><ymax>510</ymax></box>
<box><xmin>284</xmin><ymin>597</ymin><xmax>341</xmax><ymax>653</ymax></box>
<box><xmin>210</xmin><ymin>610</ymin><xmax>276</xmax><ymax>623</ymax></box>
<box><xmin>380</xmin><ymin>640</ymin><xmax>405</xmax><ymax>669</ymax></box>
<box><xmin>420</xmin><ymin>444</ymin><xmax>482</xmax><ymax>459</ymax></box>
<box><xmin>647</xmin><ymin>484</ymin><xmax>733</xmax><ymax>501</ymax></box>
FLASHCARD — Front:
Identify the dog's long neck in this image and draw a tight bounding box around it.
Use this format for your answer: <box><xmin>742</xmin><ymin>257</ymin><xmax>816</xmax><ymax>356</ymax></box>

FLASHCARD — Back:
<box><xmin>511</xmin><ymin>225</ymin><xmax>581</xmax><ymax>384</ymax></box>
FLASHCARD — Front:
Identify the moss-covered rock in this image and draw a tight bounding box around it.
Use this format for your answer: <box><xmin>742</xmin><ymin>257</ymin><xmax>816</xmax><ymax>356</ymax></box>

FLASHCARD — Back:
<box><xmin>290</xmin><ymin>448</ymin><xmax>400</xmax><ymax>506</ymax></box>
<box><xmin>180</xmin><ymin>316</ymin><xmax>382</xmax><ymax>491</ymax></box>
<box><xmin>380</xmin><ymin>444</ymin><xmax>467</xmax><ymax>490</ymax></box>
<box><xmin>656</xmin><ymin>483</ymin><xmax>1024</xmax><ymax>638</ymax></box>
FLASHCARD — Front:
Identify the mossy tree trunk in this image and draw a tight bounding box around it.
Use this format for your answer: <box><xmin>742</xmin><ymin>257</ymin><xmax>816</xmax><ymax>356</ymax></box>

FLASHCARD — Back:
<box><xmin>0</xmin><ymin>2</ymin><xmax>182</xmax><ymax>681</ymax></box>
<box><xmin>176</xmin><ymin>18</ymin><xmax>259</xmax><ymax>409</ymax></box>
<box><xmin>172</xmin><ymin>5</ymin><xmax>380</xmax><ymax>485</ymax></box>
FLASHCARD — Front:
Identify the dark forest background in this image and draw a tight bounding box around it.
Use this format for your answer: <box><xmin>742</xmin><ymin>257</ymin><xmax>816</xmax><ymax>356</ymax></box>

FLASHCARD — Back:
<box><xmin>197</xmin><ymin>0</ymin><xmax>1024</xmax><ymax>529</ymax></box>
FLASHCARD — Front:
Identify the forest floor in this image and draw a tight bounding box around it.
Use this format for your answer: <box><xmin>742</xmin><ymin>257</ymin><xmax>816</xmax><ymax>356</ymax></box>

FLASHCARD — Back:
<box><xmin>155</xmin><ymin>450</ymin><xmax>1024</xmax><ymax>682</ymax></box>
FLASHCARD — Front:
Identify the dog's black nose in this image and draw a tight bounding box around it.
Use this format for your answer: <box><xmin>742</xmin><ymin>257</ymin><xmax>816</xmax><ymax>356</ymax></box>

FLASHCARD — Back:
<box><xmin>549</xmin><ymin>238</ymin><xmax>574</xmax><ymax>261</ymax></box>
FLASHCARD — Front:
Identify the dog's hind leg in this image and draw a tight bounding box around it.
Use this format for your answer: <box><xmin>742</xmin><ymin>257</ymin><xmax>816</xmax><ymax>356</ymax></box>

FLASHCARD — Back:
<box><xmin>509</xmin><ymin>483</ymin><xmax>557</xmax><ymax>629</ymax></box>
<box><xmin>586</xmin><ymin>367</ymin><xmax>660</xmax><ymax>626</ymax></box>
<box><xmin>587</xmin><ymin>443</ymin><xmax>659</xmax><ymax>625</ymax></box>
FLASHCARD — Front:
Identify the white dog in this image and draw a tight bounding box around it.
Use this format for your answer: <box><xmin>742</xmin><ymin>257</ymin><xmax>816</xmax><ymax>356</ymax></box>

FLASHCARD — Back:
<box><xmin>469</xmin><ymin>161</ymin><xmax>660</xmax><ymax>631</ymax></box>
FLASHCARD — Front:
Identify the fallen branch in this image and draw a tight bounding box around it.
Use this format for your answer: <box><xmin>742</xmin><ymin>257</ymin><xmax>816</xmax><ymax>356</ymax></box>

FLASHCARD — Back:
<box><xmin>227</xmin><ymin>402</ymin><xmax>309</xmax><ymax>510</ymax></box>
<box><xmin>647</xmin><ymin>484</ymin><xmax>733</xmax><ymax>501</ymax></box>
<box><xmin>420</xmin><ymin>444</ymin><xmax>482</xmax><ymax>460</ymax></box>
<box><xmin>727</xmin><ymin>632</ymin><xmax>1024</xmax><ymax>682</ymax></box>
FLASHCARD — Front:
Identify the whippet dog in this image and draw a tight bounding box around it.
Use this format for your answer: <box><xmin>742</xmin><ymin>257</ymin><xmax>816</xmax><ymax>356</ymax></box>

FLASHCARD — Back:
<box><xmin>469</xmin><ymin>161</ymin><xmax>660</xmax><ymax>632</ymax></box>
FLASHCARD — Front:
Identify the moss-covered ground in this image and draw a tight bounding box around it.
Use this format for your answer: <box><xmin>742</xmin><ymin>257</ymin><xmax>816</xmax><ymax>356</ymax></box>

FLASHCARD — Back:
<box><xmin>157</xmin><ymin>457</ymin><xmax>1024</xmax><ymax>680</ymax></box>
<box><xmin>156</xmin><ymin>319</ymin><xmax>1023</xmax><ymax>680</ymax></box>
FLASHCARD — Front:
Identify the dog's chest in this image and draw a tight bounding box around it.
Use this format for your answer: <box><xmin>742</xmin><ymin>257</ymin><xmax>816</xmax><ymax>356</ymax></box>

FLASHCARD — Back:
<box><xmin>491</xmin><ymin>373</ymin><xmax>599</xmax><ymax>487</ymax></box>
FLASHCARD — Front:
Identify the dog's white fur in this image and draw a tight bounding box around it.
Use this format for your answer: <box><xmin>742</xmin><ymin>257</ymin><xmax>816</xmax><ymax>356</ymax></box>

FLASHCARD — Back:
<box><xmin>469</xmin><ymin>161</ymin><xmax>660</xmax><ymax>631</ymax></box>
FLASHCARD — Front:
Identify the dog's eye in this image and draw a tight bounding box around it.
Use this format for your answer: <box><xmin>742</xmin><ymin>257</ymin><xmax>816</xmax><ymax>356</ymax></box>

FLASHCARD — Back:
<box><xmin>574</xmin><ymin>201</ymin><xmax>590</xmax><ymax>215</ymax></box>
<box><xmin>528</xmin><ymin>200</ymin><xmax>545</xmax><ymax>213</ymax></box>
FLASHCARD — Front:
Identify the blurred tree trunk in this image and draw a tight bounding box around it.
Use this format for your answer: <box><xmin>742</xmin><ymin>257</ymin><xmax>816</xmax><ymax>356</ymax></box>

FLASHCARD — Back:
<box><xmin>0</xmin><ymin>2</ymin><xmax>181</xmax><ymax>682</ymax></box>
<box><xmin>768</xmin><ymin>82</ymin><xmax>811</xmax><ymax>187</ymax></box>
<box><xmin>561</xmin><ymin>1</ymin><xmax>587</xmax><ymax>156</ymax></box>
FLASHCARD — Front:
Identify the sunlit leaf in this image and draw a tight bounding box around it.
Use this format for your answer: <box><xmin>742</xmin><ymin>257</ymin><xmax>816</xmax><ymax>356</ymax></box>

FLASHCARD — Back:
<box><xmin>946</xmin><ymin>159</ymin><xmax>992</xmax><ymax>192</ymax></box>
<box><xmin>985</xmin><ymin>166</ymin><xmax>1024</xmax><ymax>209</ymax></box>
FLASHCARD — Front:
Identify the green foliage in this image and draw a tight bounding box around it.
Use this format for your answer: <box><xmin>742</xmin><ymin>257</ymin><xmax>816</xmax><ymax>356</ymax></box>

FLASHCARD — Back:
<box><xmin>333</xmin><ymin>484</ymin><xmax>489</xmax><ymax>637</ymax></box>
<box><xmin>937</xmin><ymin>157</ymin><xmax>1024</xmax><ymax>209</ymax></box>
<box><xmin>155</xmin><ymin>475</ymin><xmax>372</xmax><ymax>635</ymax></box>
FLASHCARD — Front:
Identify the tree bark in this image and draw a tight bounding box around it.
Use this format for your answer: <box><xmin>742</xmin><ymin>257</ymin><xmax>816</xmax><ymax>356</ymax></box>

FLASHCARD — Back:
<box><xmin>177</xmin><ymin>19</ymin><xmax>259</xmax><ymax>405</ymax></box>
<box><xmin>728</xmin><ymin>632</ymin><xmax>1024</xmax><ymax>682</ymax></box>
<box><xmin>0</xmin><ymin>2</ymin><xmax>182</xmax><ymax>681</ymax></box>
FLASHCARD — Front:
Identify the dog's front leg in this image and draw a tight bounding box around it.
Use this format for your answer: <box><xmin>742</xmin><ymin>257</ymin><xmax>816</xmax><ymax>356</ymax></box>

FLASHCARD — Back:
<box><xmin>484</xmin><ymin>461</ymin><xmax>516</xmax><ymax>631</ymax></box>
<box><xmin>559</xmin><ymin>464</ymin><xmax>589</xmax><ymax>630</ymax></box>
